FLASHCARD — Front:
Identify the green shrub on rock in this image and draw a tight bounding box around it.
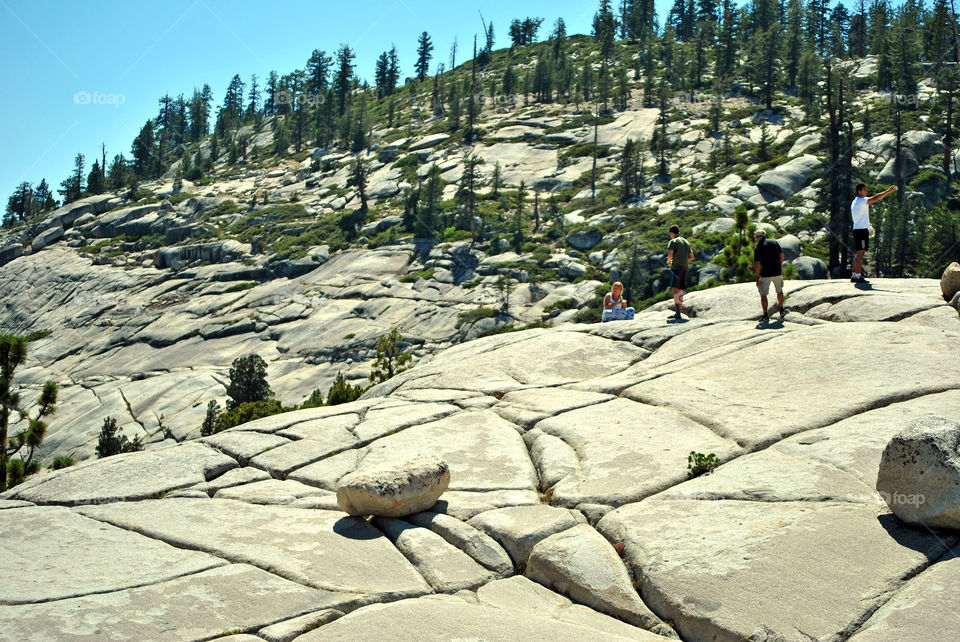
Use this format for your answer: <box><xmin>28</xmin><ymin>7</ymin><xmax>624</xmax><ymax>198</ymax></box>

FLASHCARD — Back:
<box><xmin>225</xmin><ymin>354</ymin><xmax>272</xmax><ymax>410</ymax></box>
<box><xmin>213</xmin><ymin>399</ymin><xmax>288</xmax><ymax>433</ymax></box>
<box><xmin>327</xmin><ymin>372</ymin><xmax>365</xmax><ymax>406</ymax></box>
<box><xmin>687</xmin><ymin>451</ymin><xmax>719</xmax><ymax>478</ymax></box>
<box><xmin>95</xmin><ymin>416</ymin><xmax>144</xmax><ymax>458</ymax></box>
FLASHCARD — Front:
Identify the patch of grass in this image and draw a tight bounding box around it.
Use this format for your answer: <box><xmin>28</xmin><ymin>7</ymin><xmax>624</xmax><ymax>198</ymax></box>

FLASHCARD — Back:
<box><xmin>168</xmin><ymin>192</ymin><xmax>193</xmax><ymax>205</ymax></box>
<box><xmin>456</xmin><ymin>306</ymin><xmax>496</xmax><ymax>328</ymax></box>
<box><xmin>461</xmin><ymin>277</ymin><xmax>484</xmax><ymax>288</ymax></box>
<box><xmin>224</xmin><ymin>281</ymin><xmax>257</xmax><ymax>293</ymax></box>
<box><xmin>50</xmin><ymin>456</ymin><xmax>75</xmax><ymax>470</ymax></box>
<box><xmin>543</xmin><ymin>298</ymin><xmax>578</xmax><ymax>314</ymax></box>
<box><xmin>25</xmin><ymin>329</ymin><xmax>52</xmax><ymax>342</ymax></box>
<box><xmin>399</xmin><ymin>267</ymin><xmax>435</xmax><ymax>283</ymax></box>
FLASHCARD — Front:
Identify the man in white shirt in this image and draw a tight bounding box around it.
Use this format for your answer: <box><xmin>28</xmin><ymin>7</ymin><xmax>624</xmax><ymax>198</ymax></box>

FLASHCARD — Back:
<box><xmin>850</xmin><ymin>182</ymin><xmax>896</xmax><ymax>283</ymax></box>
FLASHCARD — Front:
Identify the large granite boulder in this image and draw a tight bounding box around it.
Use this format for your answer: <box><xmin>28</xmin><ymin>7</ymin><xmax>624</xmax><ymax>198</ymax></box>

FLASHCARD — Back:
<box><xmin>942</xmin><ymin>261</ymin><xmax>960</xmax><ymax>300</ymax></box>
<box><xmin>876</xmin><ymin>416</ymin><xmax>960</xmax><ymax>529</ymax></box>
<box><xmin>336</xmin><ymin>455</ymin><xmax>450</xmax><ymax>517</ymax></box>
<box><xmin>756</xmin><ymin>154</ymin><xmax>822</xmax><ymax>200</ymax></box>
<box><xmin>791</xmin><ymin>255</ymin><xmax>827</xmax><ymax>279</ymax></box>
<box><xmin>30</xmin><ymin>225</ymin><xmax>64</xmax><ymax>251</ymax></box>
<box><xmin>776</xmin><ymin>234</ymin><xmax>802</xmax><ymax>261</ymax></box>
<box><xmin>566</xmin><ymin>230</ymin><xmax>603</xmax><ymax>251</ymax></box>
<box><xmin>0</xmin><ymin>243</ymin><xmax>24</xmax><ymax>267</ymax></box>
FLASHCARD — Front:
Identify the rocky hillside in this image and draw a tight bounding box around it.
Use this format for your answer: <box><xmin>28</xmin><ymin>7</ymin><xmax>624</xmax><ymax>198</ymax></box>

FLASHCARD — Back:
<box><xmin>1</xmin><ymin>41</ymin><xmax>959</xmax><ymax>464</ymax></box>
<box><xmin>1</xmin><ymin>280</ymin><xmax>958</xmax><ymax>640</ymax></box>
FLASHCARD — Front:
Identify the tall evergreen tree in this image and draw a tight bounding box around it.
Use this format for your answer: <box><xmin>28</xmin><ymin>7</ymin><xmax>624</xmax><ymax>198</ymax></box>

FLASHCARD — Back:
<box><xmin>5</xmin><ymin>182</ymin><xmax>32</xmax><ymax>223</ymax></box>
<box><xmin>784</xmin><ymin>0</ymin><xmax>804</xmax><ymax>91</ymax></box>
<box><xmin>850</xmin><ymin>0</ymin><xmax>869</xmax><ymax>57</ymax></box>
<box><xmin>32</xmin><ymin>179</ymin><xmax>56</xmax><ymax>213</ymax></box>
<box><xmin>131</xmin><ymin>120</ymin><xmax>155</xmax><ymax>178</ymax></box>
<box><xmin>415</xmin><ymin>31</ymin><xmax>434</xmax><ymax>81</ymax></box>
<box><xmin>86</xmin><ymin>160</ymin><xmax>104</xmax><ymax>195</ymax></box>
<box><xmin>593</xmin><ymin>0</ymin><xmax>618</xmax><ymax>62</ymax></box>
<box><xmin>58</xmin><ymin>153</ymin><xmax>86</xmax><ymax>203</ymax></box>
<box><xmin>334</xmin><ymin>45</ymin><xmax>355</xmax><ymax>116</ymax></box>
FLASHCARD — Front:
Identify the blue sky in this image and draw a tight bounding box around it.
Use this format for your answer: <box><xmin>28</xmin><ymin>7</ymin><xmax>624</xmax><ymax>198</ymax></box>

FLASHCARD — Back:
<box><xmin>1</xmin><ymin>0</ymin><xmax>629</xmax><ymax>205</ymax></box>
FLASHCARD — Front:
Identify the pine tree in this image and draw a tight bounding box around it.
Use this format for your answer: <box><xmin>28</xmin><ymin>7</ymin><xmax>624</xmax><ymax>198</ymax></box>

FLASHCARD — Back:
<box><xmin>132</xmin><ymin>120</ymin><xmax>155</xmax><ymax>177</ymax></box>
<box><xmin>511</xmin><ymin>180</ymin><xmax>527</xmax><ymax>252</ymax></box>
<box><xmin>225</xmin><ymin>355</ymin><xmax>272</xmax><ymax>410</ymax></box>
<box><xmin>784</xmin><ymin>0</ymin><xmax>804</xmax><ymax>90</ymax></box>
<box><xmin>797</xmin><ymin>47</ymin><xmax>822</xmax><ymax>116</ymax></box>
<box><xmin>828</xmin><ymin>3</ymin><xmax>850</xmax><ymax>58</ymax></box>
<box><xmin>655</xmin><ymin>76</ymin><xmax>671</xmax><ymax>177</ymax></box>
<box><xmin>334</xmin><ymin>45</ymin><xmax>355</xmax><ymax>116</ymax></box>
<box><xmin>533</xmin><ymin>55</ymin><xmax>553</xmax><ymax>103</ymax></box>
<box><xmin>306</xmin><ymin>49</ymin><xmax>331</xmax><ymax>97</ymax></box>
<box><xmin>552</xmin><ymin>18</ymin><xmax>567</xmax><ymax>61</ymax></box>
<box><xmin>850</xmin><ymin>0</ymin><xmax>869</xmax><ymax>57</ymax></box>
<box><xmin>621</xmin><ymin>138</ymin><xmax>638</xmax><ymax>201</ymax></box>
<box><xmin>715</xmin><ymin>0</ymin><xmax>738</xmax><ymax>80</ymax></box>
<box><xmin>58</xmin><ymin>153</ymin><xmax>86</xmax><ymax>203</ymax></box>
<box><xmin>351</xmin><ymin>157</ymin><xmax>368</xmax><ymax>212</ymax></box>
<box><xmin>246</xmin><ymin>74</ymin><xmax>260</xmax><ymax>119</ymax></box>
<box><xmin>369</xmin><ymin>328</ymin><xmax>413</xmax><ymax>384</ymax></box>
<box><xmin>420</xmin><ymin>164</ymin><xmax>444</xmax><ymax>238</ymax></box>
<box><xmin>593</xmin><ymin>0</ymin><xmax>617</xmax><ymax>62</ymax></box>
<box><xmin>107</xmin><ymin>154</ymin><xmax>128</xmax><ymax>190</ymax></box>
<box><xmin>891</xmin><ymin>1</ymin><xmax>921</xmax><ymax>99</ymax></box>
<box><xmin>32</xmin><ymin>179</ymin><xmax>56</xmax><ymax>214</ymax></box>
<box><xmin>415</xmin><ymin>31</ymin><xmax>434</xmax><ymax>81</ymax></box>
<box><xmin>86</xmin><ymin>160</ymin><xmax>105</xmax><ymax>194</ymax></box>
<box><xmin>503</xmin><ymin>63</ymin><xmax>517</xmax><ymax>101</ymax></box>
<box><xmin>457</xmin><ymin>154</ymin><xmax>484</xmax><ymax>240</ymax></box>
<box><xmin>95</xmin><ymin>416</ymin><xmax>143</xmax><ymax>458</ymax></box>
<box><xmin>5</xmin><ymin>182</ymin><xmax>32</xmax><ymax>224</ymax></box>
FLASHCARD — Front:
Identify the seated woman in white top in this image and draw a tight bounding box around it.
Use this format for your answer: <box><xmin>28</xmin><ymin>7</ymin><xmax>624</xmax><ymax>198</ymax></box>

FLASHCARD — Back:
<box><xmin>601</xmin><ymin>281</ymin><xmax>635</xmax><ymax>322</ymax></box>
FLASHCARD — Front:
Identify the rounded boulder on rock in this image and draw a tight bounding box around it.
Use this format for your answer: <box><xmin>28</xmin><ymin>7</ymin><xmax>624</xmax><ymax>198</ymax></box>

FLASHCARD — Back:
<box><xmin>876</xmin><ymin>415</ymin><xmax>960</xmax><ymax>529</ymax></box>
<box><xmin>336</xmin><ymin>455</ymin><xmax>450</xmax><ymax>517</ymax></box>
<box><xmin>941</xmin><ymin>261</ymin><xmax>960</xmax><ymax>300</ymax></box>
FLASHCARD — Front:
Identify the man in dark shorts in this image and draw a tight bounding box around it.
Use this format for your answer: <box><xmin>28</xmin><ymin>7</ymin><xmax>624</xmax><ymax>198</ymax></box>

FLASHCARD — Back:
<box><xmin>667</xmin><ymin>225</ymin><xmax>694</xmax><ymax>320</ymax></box>
<box><xmin>753</xmin><ymin>229</ymin><xmax>785</xmax><ymax>323</ymax></box>
<box><xmin>850</xmin><ymin>182</ymin><xmax>896</xmax><ymax>283</ymax></box>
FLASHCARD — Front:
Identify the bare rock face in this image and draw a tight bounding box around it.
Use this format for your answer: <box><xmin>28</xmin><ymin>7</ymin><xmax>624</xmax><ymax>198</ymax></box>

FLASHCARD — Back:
<box><xmin>336</xmin><ymin>455</ymin><xmax>450</xmax><ymax>517</ymax></box>
<box><xmin>942</xmin><ymin>261</ymin><xmax>960</xmax><ymax>300</ymax></box>
<box><xmin>877</xmin><ymin>416</ymin><xmax>960</xmax><ymax>529</ymax></box>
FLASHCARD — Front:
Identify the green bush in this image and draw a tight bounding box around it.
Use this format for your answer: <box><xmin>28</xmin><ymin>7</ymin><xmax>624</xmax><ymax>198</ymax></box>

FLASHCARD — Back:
<box><xmin>369</xmin><ymin>327</ymin><xmax>413</xmax><ymax>384</ymax></box>
<box><xmin>456</xmin><ymin>306</ymin><xmax>497</xmax><ymax>328</ymax></box>
<box><xmin>301</xmin><ymin>389</ymin><xmax>325</xmax><ymax>409</ymax></box>
<box><xmin>213</xmin><ymin>399</ymin><xmax>288</xmax><ymax>433</ymax></box>
<box><xmin>543</xmin><ymin>298</ymin><xmax>578</xmax><ymax>314</ymax></box>
<box><xmin>687</xmin><ymin>451</ymin><xmax>719</xmax><ymax>478</ymax></box>
<box><xmin>399</xmin><ymin>267</ymin><xmax>435</xmax><ymax>283</ymax></box>
<box><xmin>50</xmin><ymin>456</ymin><xmax>75</xmax><ymax>470</ymax></box>
<box><xmin>224</xmin><ymin>282</ymin><xmax>257</xmax><ymax>293</ymax></box>
<box><xmin>225</xmin><ymin>355</ymin><xmax>272</xmax><ymax>410</ymax></box>
<box><xmin>24</xmin><ymin>329</ymin><xmax>52</xmax><ymax>342</ymax></box>
<box><xmin>95</xmin><ymin>416</ymin><xmax>144</xmax><ymax>458</ymax></box>
<box><xmin>326</xmin><ymin>372</ymin><xmax>365</xmax><ymax>405</ymax></box>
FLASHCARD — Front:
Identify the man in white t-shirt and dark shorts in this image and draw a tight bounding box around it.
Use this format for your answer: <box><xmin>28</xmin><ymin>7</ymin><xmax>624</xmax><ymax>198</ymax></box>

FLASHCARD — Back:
<box><xmin>850</xmin><ymin>182</ymin><xmax>896</xmax><ymax>283</ymax></box>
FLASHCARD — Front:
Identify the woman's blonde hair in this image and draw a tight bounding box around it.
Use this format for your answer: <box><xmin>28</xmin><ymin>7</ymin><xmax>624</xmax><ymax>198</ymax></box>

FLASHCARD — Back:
<box><xmin>611</xmin><ymin>281</ymin><xmax>623</xmax><ymax>292</ymax></box>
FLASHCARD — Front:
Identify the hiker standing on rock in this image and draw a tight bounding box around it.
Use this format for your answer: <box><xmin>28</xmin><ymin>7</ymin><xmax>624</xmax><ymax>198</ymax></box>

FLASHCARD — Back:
<box><xmin>667</xmin><ymin>225</ymin><xmax>694</xmax><ymax>320</ymax></box>
<box><xmin>753</xmin><ymin>229</ymin><xmax>785</xmax><ymax>324</ymax></box>
<box><xmin>851</xmin><ymin>183</ymin><xmax>896</xmax><ymax>283</ymax></box>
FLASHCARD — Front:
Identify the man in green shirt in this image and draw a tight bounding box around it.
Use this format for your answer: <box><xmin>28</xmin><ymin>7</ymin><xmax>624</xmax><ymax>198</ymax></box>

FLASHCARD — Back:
<box><xmin>667</xmin><ymin>225</ymin><xmax>694</xmax><ymax>320</ymax></box>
